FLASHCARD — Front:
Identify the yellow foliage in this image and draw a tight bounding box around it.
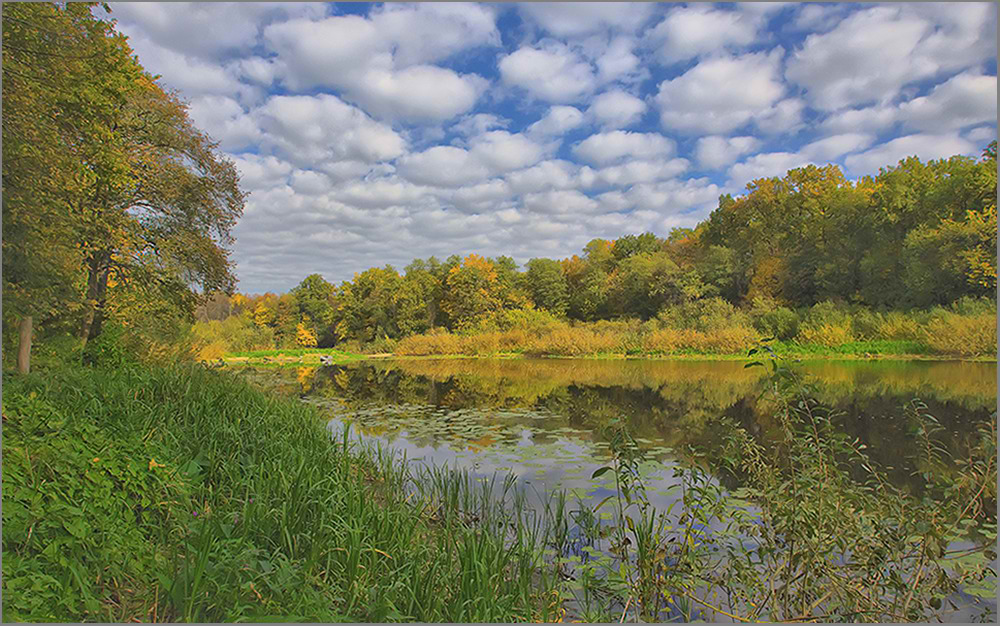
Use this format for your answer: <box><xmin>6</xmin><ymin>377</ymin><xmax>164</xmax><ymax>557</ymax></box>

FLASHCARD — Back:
<box><xmin>924</xmin><ymin>313</ymin><xmax>997</xmax><ymax>357</ymax></box>
<box><xmin>197</xmin><ymin>341</ymin><xmax>227</xmax><ymax>361</ymax></box>
<box><xmin>877</xmin><ymin>312</ymin><xmax>922</xmax><ymax>341</ymax></box>
<box><xmin>295</xmin><ymin>322</ymin><xmax>318</xmax><ymax>348</ymax></box>
<box><xmin>798</xmin><ymin>323</ymin><xmax>854</xmax><ymax>347</ymax></box>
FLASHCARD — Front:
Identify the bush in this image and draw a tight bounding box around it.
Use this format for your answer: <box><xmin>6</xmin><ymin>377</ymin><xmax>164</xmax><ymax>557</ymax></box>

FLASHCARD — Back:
<box><xmin>658</xmin><ymin>297</ymin><xmax>750</xmax><ymax>332</ymax></box>
<box><xmin>748</xmin><ymin>297</ymin><xmax>800</xmax><ymax>341</ymax></box>
<box><xmin>81</xmin><ymin>323</ymin><xmax>137</xmax><ymax>368</ymax></box>
<box><xmin>797</xmin><ymin>323</ymin><xmax>854</xmax><ymax>347</ymax></box>
<box><xmin>524</xmin><ymin>326</ymin><xmax>620</xmax><ymax>356</ymax></box>
<box><xmin>395</xmin><ymin>328</ymin><xmax>463</xmax><ymax>356</ymax></box>
<box><xmin>850</xmin><ymin>308</ymin><xmax>884</xmax><ymax>341</ymax></box>
<box><xmin>924</xmin><ymin>313</ymin><xmax>998</xmax><ymax>357</ymax></box>
<box><xmin>950</xmin><ymin>296</ymin><xmax>998</xmax><ymax>316</ymax></box>
<box><xmin>877</xmin><ymin>311</ymin><xmax>922</xmax><ymax>341</ymax></box>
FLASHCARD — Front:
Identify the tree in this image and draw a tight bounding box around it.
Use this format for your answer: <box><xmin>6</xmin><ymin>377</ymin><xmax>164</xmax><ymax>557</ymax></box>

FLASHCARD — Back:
<box><xmin>293</xmin><ymin>274</ymin><xmax>335</xmax><ymax>345</ymax></box>
<box><xmin>524</xmin><ymin>258</ymin><xmax>569</xmax><ymax>316</ymax></box>
<box><xmin>2</xmin><ymin>2</ymin><xmax>134</xmax><ymax>371</ymax></box>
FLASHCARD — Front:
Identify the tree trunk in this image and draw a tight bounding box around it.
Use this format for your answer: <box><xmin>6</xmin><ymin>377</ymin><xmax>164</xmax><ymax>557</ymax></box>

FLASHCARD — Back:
<box><xmin>17</xmin><ymin>316</ymin><xmax>32</xmax><ymax>374</ymax></box>
<box><xmin>89</xmin><ymin>268</ymin><xmax>111</xmax><ymax>341</ymax></box>
<box><xmin>80</xmin><ymin>253</ymin><xmax>110</xmax><ymax>346</ymax></box>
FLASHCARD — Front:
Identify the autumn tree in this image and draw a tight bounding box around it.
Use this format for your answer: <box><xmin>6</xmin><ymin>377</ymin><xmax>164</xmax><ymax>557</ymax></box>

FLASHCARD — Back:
<box><xmin>524</xmin><ymin>258</ymin><xmax>569</xmax><ymax>316</ymax></box>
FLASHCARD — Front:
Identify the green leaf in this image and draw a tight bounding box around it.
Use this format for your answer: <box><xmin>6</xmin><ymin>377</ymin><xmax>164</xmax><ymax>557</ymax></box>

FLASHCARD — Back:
<box><xmin>591</xmin><ymin>466</ymin><xmax>613</xmax><ymax>479</ymax></box>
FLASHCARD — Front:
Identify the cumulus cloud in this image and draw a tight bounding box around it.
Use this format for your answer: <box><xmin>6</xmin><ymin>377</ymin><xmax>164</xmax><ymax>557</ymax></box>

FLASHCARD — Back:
<box><xmin>517</xmin><ymin>2</ymin><xmax>656</xmax><ymax>37</ymax></box>
<box><xmin>254</xmin><ymin>94</ymin><xmax>406</xmax><ymax>167</ymax></box>
<box><xmin>844</xmin><ymin>133</ymin><xmax>977</xmax><ymax>175</ymax></box>
<box><xmin>572</xmin><ymin>131</ymin><xmax>676</xmax><ymax>166</ymax></box>
<box><xmin>786</xmin><ymin>4</ymin><xmax>996</xmax><ymax>111</ymax></box>
<box><xmin>648</xmin><ymin>5</ymin><xmax>759</xmax><ymax>63</ymax></box>
<box><xmin>728</xmin><ymin>152</ymin><xmax>814</xmax><ymax>187</ymax></box>
<box><xmin>262</xmin><ymin>7</ymin><xmax>495</xmax><ymax>122</ymax></box>
<box><xmin>896</xmin><ymin>72</ymin><xmax>997</xmax><ymax>132</ymax></box>
<box><xmin>800</xmin><ymin>133</ymin><xmax>876</xmax><ymax>161</ymax></box>
<box><xmin>588</xmin><ymin>90</ymin><xmax>648</xmax><ymax>129</ymax></box>
<box><xmin>695</xmin><ymin>136</ymin><xmax>761</xmax><ymax>170</ymax></box>
<box><xmin>654</xmin><ymin>49</ymin><xmax>786</xmax><ymax>133</ymax></box>
<box><xmin>397</xmin><ymin>131</ymin><xmax>549</xmax><ymax>187</ymax></box>
<box><xmin>499</xmin><ymin>43</ymin><xmax>596</xmax><ymax>103</ymax></box>
<box><xmin>526</xmin><ymin>106</ymin><xmax>586</xmax><ymax>137</ymax></box>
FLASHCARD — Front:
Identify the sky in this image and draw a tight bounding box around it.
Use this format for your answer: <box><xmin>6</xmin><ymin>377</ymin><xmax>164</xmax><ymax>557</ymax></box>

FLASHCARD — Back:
<box><xmin>105</xmin><ymin>2</ymin><xmax>999</xmax><ymax>294</ymax></box>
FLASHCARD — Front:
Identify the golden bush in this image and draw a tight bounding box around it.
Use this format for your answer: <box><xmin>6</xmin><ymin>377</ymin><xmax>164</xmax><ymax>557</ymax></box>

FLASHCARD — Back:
<box><xmin>924</xmin><ymin>313</ymin><xmax>998</xmax><ymax>357</ymax></box>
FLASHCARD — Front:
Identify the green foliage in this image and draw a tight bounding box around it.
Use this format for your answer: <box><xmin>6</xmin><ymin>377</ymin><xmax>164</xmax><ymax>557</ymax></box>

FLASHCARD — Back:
<box><xmin>584</xmin><ymin>351</ymin><xmax>997</xmax><ymax>622</ymax></box>
<box><xmin>81</xmin><ymin>323</ymin><xmax>136</xmax><ymax>369</ymax></box>
<box><xmin>2</xmin><ymin>364</ymin><xmax>562</xmax><ymax>622</ymax></box>
<box><xmin>748</xmin><ymin>296</ymin><xmax>800</xmax><ymax>340</ymax></box>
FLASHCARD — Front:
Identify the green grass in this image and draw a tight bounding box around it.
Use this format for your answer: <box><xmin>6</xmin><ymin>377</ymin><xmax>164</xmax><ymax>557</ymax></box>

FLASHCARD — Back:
<box><xmin>224</xmin><ymin>347</ymin><xmax>362</xmax><ymax>359</ymax></box>
<box><xmin>1</xmin><ymin>362</ymin><xmax>562</xmax><ymax>622</ymax></box>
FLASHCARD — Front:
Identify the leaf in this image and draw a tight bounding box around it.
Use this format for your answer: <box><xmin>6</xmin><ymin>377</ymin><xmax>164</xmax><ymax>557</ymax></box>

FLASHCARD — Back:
<box><xmin>591</xmin><ymin>466</ymin><xmax>613</xmax><ymax>479</ymax></box>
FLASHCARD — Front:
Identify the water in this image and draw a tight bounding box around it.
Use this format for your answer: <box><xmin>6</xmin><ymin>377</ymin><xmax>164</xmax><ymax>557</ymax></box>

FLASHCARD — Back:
<box><xmin>236</xmin><ymin>357</ymin><xmax>997</xmax><ymax>621</ymax></box>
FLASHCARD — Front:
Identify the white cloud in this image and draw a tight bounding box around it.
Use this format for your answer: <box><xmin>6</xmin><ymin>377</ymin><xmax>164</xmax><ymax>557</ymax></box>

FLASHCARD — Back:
<box><xmin>572</xmin><ymin>131</ymin><xmax>676</xmax><ymax>166</ymax></box>
<box><xmin>821</xmin><ymin>105</ymin><xmax>899</xmax><ymax>135</ymax></box>
<box><xmin>728</xmin><ymin>152</ymin><xmax>814</xmax><ymax>186</ymax></box>
<box><xmin>263</xmin><ymin>11</ymin><xmax>492</xmax><ymax>121</ymax></box>
<box><xmin>110</xmin><ymin>2</ymin><xmax>327</xmax><ymax>60</ymax></box>
<box><xmin>452</xmin><ymin>113</ymin><xmax>509</xmax><ymax>138</ymax></box>
<box><xmin>655</xmin><ymin>49</ymin><xmax>786</xmax><ymax>133</ymax></box>
<box><xmin>517</xmin><ymin>2</ymin><xmax>656</xmax><ymax>37</ymax></box>
<box><xmin>966</xmin><ymin>126</ymin><xmax>997</xmax><ymax>144</ymax></box>
<box><xmin>526</xmin><ymin>106</ymin><xmax>586</xmax><ymax>137</ymax></box>
<box><xmin>648</xmin><ymin>5</ymin><xmax>758</xmax><ymax>63</ymax></box>
<box><xmin>592</xmin><ymin>159</ymin><xmax>690</xmax><ymax>187</ymax></box>
<box><xmin>595</xmin><ymin>36</ymin><xmax>643</xmax><ymax>83</ymax></box>
<box><xmin>255</xmin><ymin>94</ymin><xmax>406</xmax><ymax>167</ymax></box>
<box><xmin>897</xmin><ymin>72</ymin><xmax>998</xmax><ymax>132</ymax></box>
<box><xmin>505</xmin><ymin>160</ymin><xmax>583</xmax><ymax>194</ymax></box>
<box><xmin>755</xmin><ymin>98</ymin><xmax>806</xmax><ymax>135</ymax></box>
<box><xmin>522</xmin><ymin>190</ymin><xmax>600</xmax><ymax>216</ymax></box>
<box><xmin>844</xmin><ymin>133</ymin><xmax>977</xmax><ymax>175</ymax></box>
<box><xmin>499</xmin><ymin>44</ymin><xmax>596</xmax><ymax>103</ymax></box>
<box><xmin>695</xmin><ymin>136</ymin><xmax>761</xmax><ymax>170</ymax></box>
<box><xmin>623</xmin><ymin>178</ymin><xmax>722</xmax><ymax>214</ymax></box>
<box><xmin>468</xmin><ymin>131</ymin><xmax>550</xmax><ymax>174</ymax></box>
<box><xmin>786</xmin><ymin>5</ymin><xmax>996</xmax><ymax>111</ymax></box>
<box><xmin>367</xmin><ymin>3</ymin><xmax>500</xmax><ymax>66</ymax></box>
<box><xmin>588</xmin><ymin>90</ymin><xmax>648</xmax><ymax>129</ymax></box>
<box><xmin>186</xmin><ymin>95</ymin><xmax>260</xmax><ymax>151</ymax></box>
<box><xmin>397</xmin><ymin>146</ymin><xmax>491</xmax><ymax>188</ymax></box>
<box><xmin>800</xmin><ymin>133</ymin><xmax>876</xmax><ymax>161</ymax></box>
<box><xmin>398</xmin><ymin>131</ymin><xmax>549</xmax><ymax>187</ymax></box>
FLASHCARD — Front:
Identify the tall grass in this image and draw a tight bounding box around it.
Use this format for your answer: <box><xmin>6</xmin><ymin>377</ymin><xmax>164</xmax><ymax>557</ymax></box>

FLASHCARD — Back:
<box><xmin>392</xmin><ymin>299</ymin><xmax>997</xmax><ymax>359</ymax></box>
<box><xmin>2</xmin><ymin>363</ymin><xmax>561</xmax><ymax>622</ymax></box>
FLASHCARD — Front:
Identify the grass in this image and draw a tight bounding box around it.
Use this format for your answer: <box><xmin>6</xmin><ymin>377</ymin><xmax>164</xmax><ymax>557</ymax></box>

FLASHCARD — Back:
<box><xmin>1</xmin><ymin>361</ymin><xmax>563</xmax><ymax>622</ymax></box>
<box><xmin>222</xmin><ymin>348</ymin><xmax>367</xmax><ymax>366</ymax></box>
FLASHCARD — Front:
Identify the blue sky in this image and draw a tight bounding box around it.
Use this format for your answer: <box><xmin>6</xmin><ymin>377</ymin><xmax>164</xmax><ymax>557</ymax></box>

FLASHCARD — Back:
<box><xmin>106</xmin><ymin>2</ymin><xmax>998</xmax><ymax>294</ymax></box>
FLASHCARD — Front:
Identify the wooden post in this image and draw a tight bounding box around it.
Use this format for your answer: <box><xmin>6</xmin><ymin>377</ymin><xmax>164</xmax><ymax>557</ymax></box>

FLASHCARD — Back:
<box><xmin>17</xmin><ymin>316</ymin><xmax>32</xmax><ymax>374</ymax></box>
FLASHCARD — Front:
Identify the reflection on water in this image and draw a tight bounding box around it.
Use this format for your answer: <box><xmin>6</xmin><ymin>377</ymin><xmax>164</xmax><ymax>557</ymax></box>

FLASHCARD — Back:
<box><xmin>237</xmin><ymin>357</ymin><xmax>997</xmax><ymax>621</ymax></box>
<box><xmin>242</xmin><ymin>358</ymin><xmax>996</xmax><ymax>497</ymax></box>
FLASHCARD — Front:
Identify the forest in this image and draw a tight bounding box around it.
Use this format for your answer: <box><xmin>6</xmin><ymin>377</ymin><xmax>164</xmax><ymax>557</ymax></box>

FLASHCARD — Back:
<box><xmin>192</xmin><ymin>145</ymin><xmax>998</xmax><ymax>359</ymax></box>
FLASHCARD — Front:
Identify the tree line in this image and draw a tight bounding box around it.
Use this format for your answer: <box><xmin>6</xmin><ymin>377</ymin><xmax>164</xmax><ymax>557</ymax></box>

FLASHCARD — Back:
<box><xmin>197</xmin><ymin>143</ymin><xmax>996</xmax><ymax>352</ymax></box>
<box><xmin>3</xmin><ymin>3</ymin><xmax>245</xmax><ymax>372</ymax></box>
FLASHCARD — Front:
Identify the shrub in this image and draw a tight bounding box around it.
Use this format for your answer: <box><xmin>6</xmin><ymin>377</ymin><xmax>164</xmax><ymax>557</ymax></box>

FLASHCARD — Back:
<box><xmin>749</xmin><ymin>304</ymin><xmax>800</xmax><ymax>340</ymax></box>
<box><xmin>801</xmin><ymin>300</ymin><xmax>853</xmax><ymax>330</ymax></box>
<box><xmin>797</xmin><ymin>323</ymin><xmax>854</xmax><ymax>347</ymax></box>
<box><xmin>524</xmin><ymin>327</ymin><xmax>620</xmax><ymax>356</ymax></box>
<box><xmin>850</xmin><ymin>308</ymin><xmax>884</xmax><ymax>341</ymax></box>
<box><xmin>197</xmin><ymin>341</ymin><xmax>227</xmax><ymax>362</ymax></box>
<box><xmin>924</xmin><ymin>313</ymin><xmax>998</xmax><ymax>357</ymax></box>
<box><xmin>658</xmin><ymin>297</ymin><xmax>750</xmax><ymax>332</ymax></box>
<box><xmin>950</xmin><ymin>296</ymin><xmax>998</xmax><ymax>316</ymax></box>
<box><xmin>395</xmin><ymin>328</ymin><xmax>463</xmax><ymax>356</ymax></box>
<box><xmin>877</xmin><ymin>311</ymin><xmax>922</xmax><ymax>341</ymax></box>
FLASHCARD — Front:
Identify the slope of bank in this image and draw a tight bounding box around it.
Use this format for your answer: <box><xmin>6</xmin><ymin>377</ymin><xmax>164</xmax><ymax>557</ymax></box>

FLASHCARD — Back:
<box><xmin>1</xmin><ymin>363</ymin><xmax>560</xmax><ymax>622</ymax></box>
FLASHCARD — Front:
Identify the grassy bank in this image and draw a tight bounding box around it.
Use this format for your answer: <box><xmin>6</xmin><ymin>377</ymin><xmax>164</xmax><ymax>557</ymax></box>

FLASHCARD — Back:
<box><xmin>1</xmin><ymin>362</ymin><xmax>562</xmax><ymax>622</ymax></box>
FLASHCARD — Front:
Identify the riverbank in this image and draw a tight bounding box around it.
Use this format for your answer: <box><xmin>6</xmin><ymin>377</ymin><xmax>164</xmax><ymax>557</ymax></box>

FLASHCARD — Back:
<box><xmin>1</xmin><ymin>363</ymin><xmax>562</xmax><ymax>622</ymax></box>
